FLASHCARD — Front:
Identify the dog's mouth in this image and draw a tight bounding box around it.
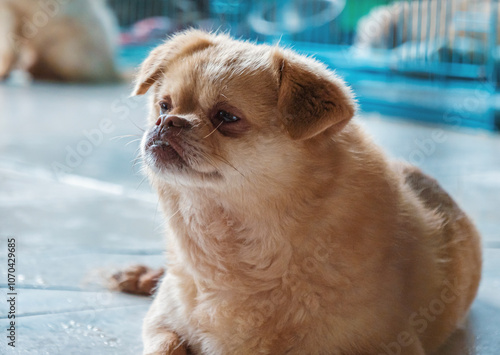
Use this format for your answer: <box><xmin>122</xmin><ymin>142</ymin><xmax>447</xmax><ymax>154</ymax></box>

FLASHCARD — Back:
<box><xmin>143</xmin><ymin>129</ymin><xmax>223</xmax><ymax>181</ymax></box>
<box><xmin>144</xmin><ymin>133</ymin><xmax>186</xmax><ymax>168</ymax></box>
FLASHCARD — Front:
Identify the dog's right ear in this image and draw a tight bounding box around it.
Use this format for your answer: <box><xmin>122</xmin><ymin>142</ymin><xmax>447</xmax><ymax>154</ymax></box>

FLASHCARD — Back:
<box><xmin>132</xmin><ymin>46</ymin><xmax>165</xmax><ymax>96</ymax></box>
<box><xmin>132</xmin><ymin>30</ymin><xmax>215</xmax><ymax>96</ymax></box>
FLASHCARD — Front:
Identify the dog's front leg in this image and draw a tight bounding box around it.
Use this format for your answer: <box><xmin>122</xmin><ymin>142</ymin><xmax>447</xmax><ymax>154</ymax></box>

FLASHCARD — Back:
<box><xmin>142</xmin><ymin>329</ymin><xmax>186</xmax><ymax>355</ymax></box>
<box><xmin>142</xmin><ymin>273</ymin><xmax>189</xmax><ymax>355</ymax></box>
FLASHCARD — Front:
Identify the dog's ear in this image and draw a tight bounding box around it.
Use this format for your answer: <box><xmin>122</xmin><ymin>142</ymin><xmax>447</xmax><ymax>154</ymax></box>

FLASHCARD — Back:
<box><xmin>132</xmin><ymin>46</ymin><xmax>165</xmax><ymax>96</ymax></box>
<box><xmin>273</xmin><ymin>50</ymin><xmax>357</xmax><ymax>140</ymax></box>
<box><xmin>132</xmin><ymin>30</ymin><xmax>215</xmax><ymax>96</ymax></box>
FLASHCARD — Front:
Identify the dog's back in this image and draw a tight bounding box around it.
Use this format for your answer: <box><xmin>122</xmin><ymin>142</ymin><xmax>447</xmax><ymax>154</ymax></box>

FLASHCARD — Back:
<box><xmin>399</xmin><ymin>163</ymin><xmax>482</xmax><ymax>352</ymax></box>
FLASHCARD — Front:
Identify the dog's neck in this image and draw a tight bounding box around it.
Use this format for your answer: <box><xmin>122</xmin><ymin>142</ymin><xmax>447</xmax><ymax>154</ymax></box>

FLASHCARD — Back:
<box><xmin>159</xmin><ymin>182</ymin><xmax>320</xmax><ymax>292</ymax></box>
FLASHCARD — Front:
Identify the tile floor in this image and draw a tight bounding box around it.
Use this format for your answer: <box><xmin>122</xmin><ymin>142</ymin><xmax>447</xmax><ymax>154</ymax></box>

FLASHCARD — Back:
<box><xmin>0</xmin><ymin>82</ymin><xmax>499</xmax><ymax>354</ymax></box>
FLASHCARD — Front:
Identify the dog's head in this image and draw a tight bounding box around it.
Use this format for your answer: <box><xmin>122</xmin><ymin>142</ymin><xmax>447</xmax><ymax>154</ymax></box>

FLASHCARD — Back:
<box><xmin>133</xmin><ymin>30</ymin><xmax>356</xmax><ymax>191</ymax></box>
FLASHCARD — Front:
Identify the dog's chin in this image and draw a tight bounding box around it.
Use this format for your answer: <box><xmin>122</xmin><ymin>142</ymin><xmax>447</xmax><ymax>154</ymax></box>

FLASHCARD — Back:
<box><xmin>142</xmin><ymin>143</ymin><xmax>222</xmax><ymax>186</ymax></box>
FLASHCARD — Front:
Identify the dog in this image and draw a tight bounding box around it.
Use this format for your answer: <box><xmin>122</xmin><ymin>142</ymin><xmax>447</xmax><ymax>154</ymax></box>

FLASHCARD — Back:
<box><xmin>0</xmin><ymin>0</ymin><xmax>119</xmax><ymax>82</ymax></box>
<box><xmin>122</xmin><ymin>29</ymin><xmax>481</xmax><ymax>354</ymax></box>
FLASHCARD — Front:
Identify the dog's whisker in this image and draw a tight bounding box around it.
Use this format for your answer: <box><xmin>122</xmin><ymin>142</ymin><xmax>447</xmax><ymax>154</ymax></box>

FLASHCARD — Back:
<box><xmin>111</xmin><ymin>134</ymin><xmax>141</xmax><ymax>141</ymax></box>
<box><xmin>125</xmin><ymin>138</ymin><xmax>143</xmax><ymax>147</ymax></box>
<box><xmin>153</xmin><ymin>197</ymin><xmax>161</xmax><ymax>222</ymax></box>
<box><xmin>212</xmin><ymin>153</ymin><xmax>246</xmax><ymax>178</ymax></box>
<box><xmin>132</xmin><ymin>161</ymin><xmax>144</xmax><ymax>174</ymax></box>
<box><xmin>152</xmin><ymin>207</ymin><xmax>179</xmax><ymax>233</ymax></box>
<box><xmin>136</xmin><ymin>175</ymin><xmax>149</xmax><ymax>191</ymax></box>
<box><xmin>124</xmin><ymin>116</ymin><xmax>146</xmax><ymax>133</ymax></box>
<box><xmin>166</xmin><ymin>208</ymin><xmax>181</xmax><ymax>222</ymax></box>
<box><xmin>130</xmin><ymin>154</ymin><xmax>142</xmax><ymax>164</ymax></box>
<box><xmin>194</xmin><ymin>151</ymin><xmax>221</xmax><ymax>172</ymax></box>
<box><xmin>203</xmin><ymin>121</ymin><xmax>223</xmax><ymax>139</ymax></box>
<box><xmin>131</xmin><ymin>158</ymin><xmax>142</xmax><ymax>166</ymax></box>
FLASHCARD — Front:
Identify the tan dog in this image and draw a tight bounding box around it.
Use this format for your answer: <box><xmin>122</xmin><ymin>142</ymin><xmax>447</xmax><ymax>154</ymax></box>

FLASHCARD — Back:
<box><xmin>0</xmin><ymin>0</ymin><xmax>119</xmax><ymax>82</ymax></box>
<box><xmin>131</xmin><ymin>30</ymin><xmax>481</xmax><ymax>355</ymax></box>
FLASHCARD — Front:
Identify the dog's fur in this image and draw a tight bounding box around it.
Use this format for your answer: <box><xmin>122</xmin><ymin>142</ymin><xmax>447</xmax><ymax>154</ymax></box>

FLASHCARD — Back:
<box><xmin>132</xmin><ymin>30</ymin><xmax>481</xmax><ymax>355</ymax></box>
<box><xmin>0</xmin><ymin>0</ymin><xmax>119</xmax><ymax>82</ymax></box>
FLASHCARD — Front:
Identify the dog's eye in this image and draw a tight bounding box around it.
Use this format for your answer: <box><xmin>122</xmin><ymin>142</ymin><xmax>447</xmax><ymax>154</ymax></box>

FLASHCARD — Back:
<box><xmin>215</xmin><ymin>110</ymin><xmax>239</xmax><ymax>123</ymax></box>
<box><xmin>210</xmin><ymin>106</ymin><xmax>248</xmax><ymax>137</ymax></box>
<box><xmin>159</xmin><ymin>101</ymin><xmax>171</xmax><ymax>114</ymax></box>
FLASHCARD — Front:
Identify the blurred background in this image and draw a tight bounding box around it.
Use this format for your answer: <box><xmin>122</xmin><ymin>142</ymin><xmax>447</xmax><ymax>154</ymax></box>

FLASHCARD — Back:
<box><xmin>0</xmin><ymin>0</ymin><xmax>499</xmax><ymax>354</ymax></box>
<box><xmin>112</xmin><ymin>0</ymin><xmax>500</xmax><ymax>129</ymax></box>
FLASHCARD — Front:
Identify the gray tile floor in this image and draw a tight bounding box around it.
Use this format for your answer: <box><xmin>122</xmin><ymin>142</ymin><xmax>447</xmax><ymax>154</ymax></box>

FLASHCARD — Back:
<box><xmin>0</xmin><ymin>82</ymin><xmax>499</xmax><ymax>354</ymax></box>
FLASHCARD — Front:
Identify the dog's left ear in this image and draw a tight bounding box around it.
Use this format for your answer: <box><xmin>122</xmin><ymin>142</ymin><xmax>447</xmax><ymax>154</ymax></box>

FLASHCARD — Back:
<box><xmin>273</xmin><ymin>50</ymin><xmax>357</xmax><ymax>140</ymax></box>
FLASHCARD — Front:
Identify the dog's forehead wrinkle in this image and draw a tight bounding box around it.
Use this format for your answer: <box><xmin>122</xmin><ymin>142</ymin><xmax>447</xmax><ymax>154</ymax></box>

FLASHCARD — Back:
<box><xmin>198</xmin><ymin>45</ymin><xmax>272</xmax><ymax>80</ymax></box>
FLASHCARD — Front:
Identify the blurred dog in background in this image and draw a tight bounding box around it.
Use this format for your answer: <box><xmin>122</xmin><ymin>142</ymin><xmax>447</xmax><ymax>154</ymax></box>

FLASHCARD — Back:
<box><xmin>0</xmin><ymin>0</ymin><xmax>120</xmax><ymax>82</ymax></box>
<box><xmin>355</xmin><ymin>0</ymin><xmax>499</xmax><ymax>63</ymax></box>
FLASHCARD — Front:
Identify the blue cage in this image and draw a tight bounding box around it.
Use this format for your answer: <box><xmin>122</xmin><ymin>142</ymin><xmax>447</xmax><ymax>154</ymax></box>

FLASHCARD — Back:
<box><xmin>109</xmin><ymin>0</ymin><xmax>500</xmax><ymax>130</ymax></box>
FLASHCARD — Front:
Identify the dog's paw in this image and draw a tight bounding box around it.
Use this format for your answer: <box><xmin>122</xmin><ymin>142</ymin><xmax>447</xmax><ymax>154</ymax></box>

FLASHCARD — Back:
<box><xmin>143</xmin><ymin>331</ymin><xmax>188</xmax><ymax>355</ymax></box>
<box><xmin>111</xmin><ymin>265</ymin><xmax>164</xmax><ymax>296</ymax></box>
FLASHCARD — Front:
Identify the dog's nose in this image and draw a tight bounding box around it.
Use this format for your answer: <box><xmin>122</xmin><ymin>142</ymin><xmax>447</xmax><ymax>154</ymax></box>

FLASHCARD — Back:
<box><xmin>156</xmin><ymin>115</ymin><xmax>191</xmax><ymax>129</ymax></box>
